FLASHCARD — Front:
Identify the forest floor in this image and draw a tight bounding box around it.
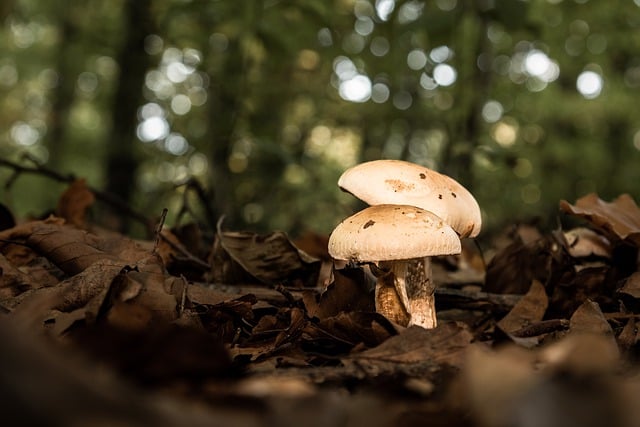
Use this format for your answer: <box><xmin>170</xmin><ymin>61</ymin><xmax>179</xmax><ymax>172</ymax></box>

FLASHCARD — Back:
<box><xmin>2</xmin><ymin>181</ymin><xmax>640</xmax><ymax>427</ymax></box>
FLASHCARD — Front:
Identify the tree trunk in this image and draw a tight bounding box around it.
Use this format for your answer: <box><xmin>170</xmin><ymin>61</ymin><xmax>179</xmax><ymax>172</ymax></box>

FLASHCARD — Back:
<box><xmin>46</xmin><ymin>3</ymin><xmax>78</xmax><ymax>169</ymax></box>
<box><xmin>442</xmin><ymin>4</ymin><xmax>492</xmax><ymax>191</ymax></box>
<box><xmin>203</xmin><ymin>2</ymin><xmax>262</xmax><ymax>226</ymax></box>
<box><xmin>203</xmin><ymin>38</ymin><xmax>242</xmax><ymax>226</ymax></box>
<box><xmin>105</xmin><ymin>0</ymin><xmax>154</xmax><ymax>230</ymax></box>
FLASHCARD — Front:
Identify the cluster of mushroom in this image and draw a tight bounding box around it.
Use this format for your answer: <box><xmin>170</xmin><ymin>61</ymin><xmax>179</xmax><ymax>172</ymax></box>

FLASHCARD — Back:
<box><xmin>328</xmin><ymin>160</ymin><xmax>482</xmax><ymax>329</ymax></box>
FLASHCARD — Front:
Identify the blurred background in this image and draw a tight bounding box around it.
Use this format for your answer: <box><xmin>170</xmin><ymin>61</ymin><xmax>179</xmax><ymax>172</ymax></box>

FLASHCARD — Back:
<box><xmin>1</xmin><ymin>0</ymin><xmax>640</xmax><ymax>238</ymax></box>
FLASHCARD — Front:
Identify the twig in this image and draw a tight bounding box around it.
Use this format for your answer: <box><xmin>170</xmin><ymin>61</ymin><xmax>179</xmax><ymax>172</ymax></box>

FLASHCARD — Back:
<box><xmin>153</xmin><ymin>208</ymin><xmax>168</xmax><ymax>253</ymax></box>
<box><xmin>0</xmin><ymin>157</ymin><xmax>154</xmax><ymax>233</ymax></box>
<box><xmin>510</xmin><ymin>319</ymin><xmax>570</xmax><ymax>338</ymax></box>
<box><xmin>178</xmin><ymin>274</ymin><xmax>188</xmax><ymax>316</ymax></box>
<box><xmin>175</xmin><ymin>178</ymin><xmax>219</xmax><ymax>230</ymax></box>
<box><xmin>435</xmin><ymin>287</ymin><xmax>522</xmax><ymax>311</ymax></box>
<box><xmin>159</xmin><ymin>233</ymin><xmax>211</xmax><ymax>270</ymax></box>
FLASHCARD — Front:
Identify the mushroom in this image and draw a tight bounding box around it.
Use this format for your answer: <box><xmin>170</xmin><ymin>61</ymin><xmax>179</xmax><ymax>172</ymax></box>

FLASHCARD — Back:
<box><xmin>338</xmin><ymin>159</ymin><xmax>481</xmax><ymax>238</ymax></box>
<box><xmin>328</xmin><ymin>204</ymin><xmax>461</xmax><ymax>327</ymax></box>
<box><xmin>335</xmin><ymin>159</ymin><xmax>482</xmax><ymax>328</ymax></box>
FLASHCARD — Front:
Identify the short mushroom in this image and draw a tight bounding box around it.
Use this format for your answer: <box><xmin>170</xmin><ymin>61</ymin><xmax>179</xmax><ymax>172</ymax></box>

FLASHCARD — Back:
<box><xmin>336</xmin><ymin>159</ymin><xmax>482</xmax><ymax>328</ymax></box>
<box><xmin>328</xmin><ymin>204</ymin><xmax>461</xmax><ymax>328</ymax></box>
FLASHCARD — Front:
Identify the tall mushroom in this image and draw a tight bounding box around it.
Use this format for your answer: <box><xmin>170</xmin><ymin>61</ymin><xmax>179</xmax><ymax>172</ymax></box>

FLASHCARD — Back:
<box><xmin>338</xmin><ymin>159</ymin><xmax>481</xmax><ymax>238</ymax></box>
<box><xmin>328</xmin><ymin>204</ymin><xmax>461</xmax><ymax>327</ymax></box>
<box><xmin>335</xmin><ymin>160</ymin><xmax>482</xmax><ymax>328</ymax></box>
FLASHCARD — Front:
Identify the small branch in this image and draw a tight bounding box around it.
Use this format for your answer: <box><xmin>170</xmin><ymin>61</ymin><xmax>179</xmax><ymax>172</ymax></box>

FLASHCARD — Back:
<box><xmin>510</xmin><ymin>319</ymin><xmax>570</xmax><ymax>338</ymax></box>
<box><xmin>0</xmin><ymin>157</ymin><xmax>154</xmax><ymax>234</ymax></box>
<box><xmin>153</xmin><ymin>208</ymin><xmax>168</xmax><ymax>253</ymax></box>
<box><xmin>435</xmin><ymin>287</ymin><xmax>522</xmax><ymax>311</ymax></box>
<box><xmin>159</xmin><ymin>233</ymin><xmax>211</xmax><ymax>270</ymax></box>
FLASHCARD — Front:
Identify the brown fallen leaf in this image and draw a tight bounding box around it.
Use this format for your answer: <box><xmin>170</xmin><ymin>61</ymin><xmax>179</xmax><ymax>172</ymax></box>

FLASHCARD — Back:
<box><xmin>0</xmin><ymin>318</ymin><xmax>245</xmax><ymax>427</ymax></box>
<box><xmin>463</xmin><ymin>334</ymin><xmax>626</xmax><ymax>427</ymax></box>
<box><xmin>548</xmin><ymin>266</ymin><xmax>615</xmax><ymax>320</ymax></box>
<box><xmin>349</xmin><ymin>322</ymin><xmax>473</xmax><ymax>370</ymax></box>
<box><xmin>484</xmin><ymin>226</ymin><xmax>569</xmax><ymax>295</ymax></box>
<box><xmin>562</xmin><ymin>227</ymin><xmax>612</xmax><ymax>258</ymax></box>
<box><xmin>540</xmin><ymin>333</ymin><xmax>620</xmax><ymax>377</ymax></box>
<box><xmin>6</xmin><ymin>259</ymin><xmax>123</xmax><ymax>332</ymax></box>
<box><xmin>618</xmin><ymin>271</ymin><xmax>640</xmax><ymax>299</ymax></box>
<box><xmin>211</xmin><ymin>221</ymin><xmax>320</xmax><ymax>286</ymax></box>
<box><xmin>497</xmin><ymin>280</ymin><xmax>549</xmax><ymax>347</ymax></box>
<box><xmin>7</xmin><ymin>253</ymin><xmax>182</xmax><ymax>336</ymax></box>
<box><xmin>185</xmin><ymin>282</ymin><xmax>245</xmax><ymax>306</ymax></box>
<box><xmin>462</xmin><ymin>344</ymin><xmax>537</xmax><ymax>427</ymax></box>
<box><xmin>302</xmin><ymin>267</ymin><xmax>374</xmax><ymax>320</ymax></box>
<box><xmin>560</xmin><ymin>193</ymin><xmax>640</xmax><ymax>244</ymax></box>
<box><xmin>56</xmin><ymin>178</ymin><xmax>95</xmax><ymax>228</ymax></box>
<box><xmin>0</xmin><ymin>217</ymin><xmax>65</xmax><ymax>268</ymax></box>
<box><xmin>569</xmin><ymin>299</ymin><xmax>614</xmax><ymax>337</ymax></box>
<box><xmin>72</xmin><ymin>321</ymin><xmax>234</xmax><ymax>386</ymax></box>
<box><xmin>311</xmin><ymin>311</ymin><xmax>396</xmax><ymax>351</ymax></box>
<box><xmin>101</xmin><ymin>262</ymin><xmax>178</xmax><ymax>332</ymax></box>
<box><xmin>616</xmin><ymin>318</ymin><xmax>637</xmax><ymax>355</ymax></box>
<box><xmin>197</xmin><ymin>293</ymin><xmax>257</xmax><ymax>343</ymax></box>
<box><xmin>0</xmin><ymin>253</ymin><xmax>41</xmax><ymax>298</ymax></box>
<box><xmin>0</xmin><ymin>217</ymin><xmax>152</xmax><ymax>276</ymax></box>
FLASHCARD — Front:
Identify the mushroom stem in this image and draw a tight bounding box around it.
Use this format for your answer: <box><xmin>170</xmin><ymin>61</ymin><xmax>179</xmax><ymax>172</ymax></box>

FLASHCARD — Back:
<box><xmin>376</xmin><ymin>258</ymin><xmax>437</xmax><ymax>329</ymax></box>
<box><xmin>405</xmin><ymin>257</ymin><xmax>437</xmax><ymax>329</ymax></box>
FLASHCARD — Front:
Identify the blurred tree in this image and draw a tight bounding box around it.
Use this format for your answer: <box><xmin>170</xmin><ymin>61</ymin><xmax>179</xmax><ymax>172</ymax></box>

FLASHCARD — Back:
<box><xmin>2</xmin><ymin>0</ymin><xmax>640</xmax><ymax>239</ymax></box>
<box><xmin>104</xmin><ymin>0</ymin><xmax>154</xmax><ymax>230</ymax></box>
<box><xmin>46</xmin><ymin>1</ymin><xmax>77</xmax><ymax>169</ymax></box>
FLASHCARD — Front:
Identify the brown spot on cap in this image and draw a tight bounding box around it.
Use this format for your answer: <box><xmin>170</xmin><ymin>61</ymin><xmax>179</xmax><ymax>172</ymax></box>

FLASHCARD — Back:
<box><xmin>451</xmin><ymin>192</ymin><xmax>457</xmax><ymax>198</ymax></box>
<box><xmin>384</xmin><ymin>179</ymin><xmax>416</xmax><ymax>193</ymax></box>
<box><xmin>419</xmin><ymin>173</ymin><xmax>426</xmax><ymax>179</ymax></box>
<box><xmin>363</xmin><ymin>220</ymin><xmax>376</xmax><ymax>229</ymax></box>
<box><xmin>438</xmin><ymin>194</ymin><xmax>443</xmax><ymax>199</ymax></box>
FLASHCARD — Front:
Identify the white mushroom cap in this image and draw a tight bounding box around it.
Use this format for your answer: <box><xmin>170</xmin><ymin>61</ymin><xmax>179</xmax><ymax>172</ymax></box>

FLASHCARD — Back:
<box><xmin>338</xmin><ymin>160</ymin><xmax>482</xmax><ymax>238</ymax></box>
<box><xmin>328</xmin><ymin>204</ymin><xmax>461</xmax><ymax>263</ymax></box>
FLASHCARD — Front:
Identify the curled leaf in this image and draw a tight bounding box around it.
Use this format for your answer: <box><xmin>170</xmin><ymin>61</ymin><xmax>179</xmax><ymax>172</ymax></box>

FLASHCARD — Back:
<box><xmin>560</xmin><ymin>193</ymin><xmax>640</xmax><ymax>244</ymax></box>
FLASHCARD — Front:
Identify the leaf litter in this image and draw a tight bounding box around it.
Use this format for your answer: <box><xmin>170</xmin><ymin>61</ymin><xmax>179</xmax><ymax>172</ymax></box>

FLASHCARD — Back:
<box><xmin>2</xmin><ymin>187</ymin><xmax>640</xmax><ymax>426</ymax></box>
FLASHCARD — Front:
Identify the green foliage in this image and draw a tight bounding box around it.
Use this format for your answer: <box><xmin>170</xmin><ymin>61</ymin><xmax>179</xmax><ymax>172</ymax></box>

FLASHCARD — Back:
<box><xmin>2</xmin><ymin>0</ymin><xmax>640</xmax><ymax>238</ymax></box>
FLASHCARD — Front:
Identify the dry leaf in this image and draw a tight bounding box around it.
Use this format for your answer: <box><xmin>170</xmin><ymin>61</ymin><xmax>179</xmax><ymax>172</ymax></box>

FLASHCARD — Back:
<box><xmin>0</xmin><ymin>218</ymin><xmax>152</xmax><ymax>276</ymax></box>
<box><xmin>484</xmin><ymin>228</ymin><xmax>567</xmax><ymax>294</ymax></box>
<box><xmin>497</xmin><ymin>280</ymin><xmax>548</xmax><ymax>347</ymax></box>
<box><xmin>7</xmin><ymin>259</ymin><xmax>123</xmax><ymax>331</ymax></box>
<box><xmin>0</xmin><ymin>253</ymin><xmax>39</xmax><ymax>298</ymax></box>
<box><xmin>311</xmin><ymin>311</ymin><xmax>395</xmax><ymax>351</ymax></box>
<box><xmin>548</xmin><ymin>266</ymin><xmax>614</xmax><ymax>319</ymax></box>
<box><xmin>465</xmin><ymin>336</ymin><xmax>625</xmax><ymax>427</ymax></box>
<box><xmin>351</xmin><ymin>322</ymin><xmax>473</xmax><ymax>369</ymax></box>
<box><xmin>560</xmin><ymin>193</ymin><xmax>640</xmax><ymax>244</ymax></box>
<box><xmin>568</xmin><ymin>300</ymin><xmax>612</xmax><ymax>334</ymax></box>
<box><xmin>213</xmin><ymin>222</ymin><xmax>320</xmax><ymax>286</ymax></box>
<box><xmin>540</xmin><ymin>333</ymin><xmax>620</xmax><ymax>376</ymax></box>
<box><xmin>302</xmin><ymin>267</ymin><xmax>374</xmax><ymax>320</ymax></box>
<box><xmin>463</xmin><ymin>344</ymin><xmax>537</xmax><ymax>427</ymax></box>
<box><xmin>56</xmin><ymin>179</ymin><xmax>95</xmax><ymax>227</ymax></box>
<box><xmin>618</xmin><ymin>272</ymin><xmax>640</xmax><ymax>299</ymax></box>
<box><xmin>563</xmin><ymin>227</ymin><xmax>612</xmax><ymax>258</ymax></box>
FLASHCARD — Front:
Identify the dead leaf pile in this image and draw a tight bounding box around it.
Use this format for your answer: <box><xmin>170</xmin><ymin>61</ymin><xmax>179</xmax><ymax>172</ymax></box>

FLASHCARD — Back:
<box><xmin>2</xmin><ymin>187</ymin><xmax>640</xmax><ymax>426</ymax></box>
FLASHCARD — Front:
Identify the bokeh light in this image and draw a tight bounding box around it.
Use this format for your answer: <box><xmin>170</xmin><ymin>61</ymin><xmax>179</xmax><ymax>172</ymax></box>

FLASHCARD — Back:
<box><xmin>433</xmin><ymin>64</ymin><xmax>457</xmax><ymax>86</ymax></box>
<box><xmin>576</xmin><ymin>70</ymin><xmax>603</xmax><ymax>99</ymax></box>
